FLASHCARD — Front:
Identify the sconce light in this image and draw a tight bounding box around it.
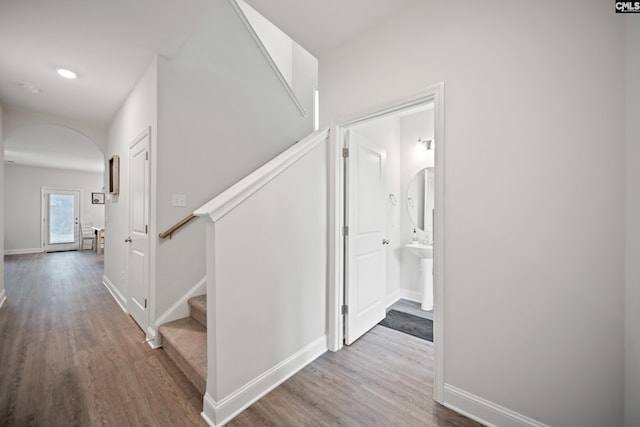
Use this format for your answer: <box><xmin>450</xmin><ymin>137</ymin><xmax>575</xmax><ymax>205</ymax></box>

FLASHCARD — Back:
<box><xmin>416</xmin><ymin>137</ymin><xmax>434</xmax><ymax>152</ymax></box>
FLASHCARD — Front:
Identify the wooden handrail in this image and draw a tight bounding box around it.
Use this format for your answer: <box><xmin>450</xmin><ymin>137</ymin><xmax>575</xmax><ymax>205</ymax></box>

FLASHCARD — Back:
<box><xmin>159</xmin><ymin>214</ymin><xmax>197</xmax><ymax>239</ymax></box>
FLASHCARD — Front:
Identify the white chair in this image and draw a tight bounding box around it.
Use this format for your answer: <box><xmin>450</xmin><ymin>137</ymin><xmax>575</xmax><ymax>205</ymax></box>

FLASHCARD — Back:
<box><xmin>96</xmin><ymin>228</ymin><xmax>104</xmax><ymax>254</ymax></box>
<box><xmin>80</xmin><ymin>223</ymin><xmax>94</xmax><ymax>250</ymax></box>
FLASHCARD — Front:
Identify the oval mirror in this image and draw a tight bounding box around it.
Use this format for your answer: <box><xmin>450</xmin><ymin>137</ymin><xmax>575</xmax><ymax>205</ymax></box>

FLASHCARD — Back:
<box><xmin>407</xmin><ymin>167</ymin><xmax>434</xmax><ymax>233</ymax></box>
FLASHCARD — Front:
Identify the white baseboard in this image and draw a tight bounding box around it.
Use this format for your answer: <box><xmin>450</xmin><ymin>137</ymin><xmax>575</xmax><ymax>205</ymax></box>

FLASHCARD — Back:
<box><xmin>146</xmin><ymin>326</ymin><xmax>161</xmax><ymax>349</ymax></box>
<box><xmin>385</xmin><ymin>289</ymin><xmax>403</xmax><ymax>308</ymax></box>
<box><xmin>0</xmin><ymin>289</ymin><xmax>6</xmax><ymax>310</ymax></box>
<box><xmin>385</xmin><ymin>289</ymin><xmax>422</xmax><ymax>308</ymax></box>
<box><xmin>4</xmin><ymin>248</ymin><xmax>44</xmax><ymax>255</ymax></box>
<box><xmin>201</xmin><ymin>335</ymin><xmax>327</xmax><ymax>426</ymax></box>
<box><xmin>444</xmin><ymin>384</ymin><xmax>551</xmax><ymax>427</ymax></box>
<box><xmin>102</xmin><ymin>275</ymin><xmax>127</xmax><ymax>313</ymax></box>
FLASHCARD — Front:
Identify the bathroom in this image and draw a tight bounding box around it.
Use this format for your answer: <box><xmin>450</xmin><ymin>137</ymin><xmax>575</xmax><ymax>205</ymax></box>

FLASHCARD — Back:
<box><xmin>349</xmin><ymin>101</ymin><xmax>435</xmax><ymax>330</ymax></box>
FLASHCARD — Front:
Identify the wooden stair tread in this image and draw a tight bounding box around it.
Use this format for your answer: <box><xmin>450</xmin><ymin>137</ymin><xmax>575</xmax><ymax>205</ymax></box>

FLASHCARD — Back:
<box><xmin>159</xmin><ymin>317</ymin><xmax>207</xmax><ymax>394</ymax></box>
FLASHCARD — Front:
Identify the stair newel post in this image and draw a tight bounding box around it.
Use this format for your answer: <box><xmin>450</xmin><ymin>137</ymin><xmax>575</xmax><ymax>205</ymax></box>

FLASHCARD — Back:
<box><xmin>201</xmin><ymin>214</ymin><xmax>220</xmax><ymax>419</ymax></box>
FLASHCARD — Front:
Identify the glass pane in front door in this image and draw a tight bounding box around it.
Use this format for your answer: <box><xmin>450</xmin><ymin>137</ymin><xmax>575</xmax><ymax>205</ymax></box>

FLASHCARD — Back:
<box><xmin>49</xmin><ymin>194</ymin><xmax>75</xmax><ymax>244</ymax></box>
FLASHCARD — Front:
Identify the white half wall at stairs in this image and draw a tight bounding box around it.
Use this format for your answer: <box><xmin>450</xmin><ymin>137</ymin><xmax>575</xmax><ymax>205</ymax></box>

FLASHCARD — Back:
<box><xmin>195</xmin><ymin>128</ymin><xmax>330</xmax><ymax>426</ymax></box>
<box><xmin>201</xmin><ymin>336</ymin><xmax>326</xmax><ymax>426</ymax></box>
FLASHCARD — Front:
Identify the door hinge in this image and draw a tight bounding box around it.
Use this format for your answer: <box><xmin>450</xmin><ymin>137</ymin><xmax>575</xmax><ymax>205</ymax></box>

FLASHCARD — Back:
<box><xmin>144</xmin><ymin>299</ymin><xmax>148</xmax><ymax>309</ymax></box>
<box><xmin>342</xmin><ymin>148</ymin><xmax>349</xmax><ymax>158</ymax></box>
<box><xmin>341</xmin><ymin>305</ymin><xmax>349</xmax><ymax>315</ymax></box>
<box><xmin>342</xmin><ymin>225</ymin><xmax>349</xmax><ymax>236</ymax></box>
<box><xmin>146</xmin><ymin>151</ymin><xmax>149</xmax><ymax>161</ymax></box>
<box><xmin>145</xmin><ymin>224</ymin><xmax>148</xmax><ymax>234</ymax></box>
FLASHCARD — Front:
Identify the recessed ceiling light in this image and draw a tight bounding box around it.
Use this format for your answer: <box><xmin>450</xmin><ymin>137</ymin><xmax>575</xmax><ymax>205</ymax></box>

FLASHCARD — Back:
<box><xmin>57</xmin><ymin>68</ymin><xmax>77</xmax><ymax>79</ymax></box>
<box><xmin>19</xmin><ymin>82</ymin><xmax>41</xmax><ymax>94</ymax></box>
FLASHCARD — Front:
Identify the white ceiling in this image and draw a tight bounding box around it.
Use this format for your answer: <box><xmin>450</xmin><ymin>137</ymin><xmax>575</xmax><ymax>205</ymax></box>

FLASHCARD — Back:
<box><xmin>0</xmin><ymin>0</ymin><xmax>417</xmax><ymax>171</ymax></box>
<box><xmin>0</xmin><ymin>0</ymin><xmax>214</xmax><ymax>127</ymax></box>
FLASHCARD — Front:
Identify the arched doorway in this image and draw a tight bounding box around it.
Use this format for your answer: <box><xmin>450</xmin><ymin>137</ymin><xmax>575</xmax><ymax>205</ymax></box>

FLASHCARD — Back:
<box><xmin>4</xmin><ymin>124</ymin><xmax>105</xmax><ymax>253</ymax></box>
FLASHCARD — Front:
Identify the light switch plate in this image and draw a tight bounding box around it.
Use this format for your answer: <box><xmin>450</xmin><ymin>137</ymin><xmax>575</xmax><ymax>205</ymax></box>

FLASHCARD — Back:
<box><xmin>172</xmin><ymin>194</ymin><xmax>186</xmax><ymax>207</ymax></box>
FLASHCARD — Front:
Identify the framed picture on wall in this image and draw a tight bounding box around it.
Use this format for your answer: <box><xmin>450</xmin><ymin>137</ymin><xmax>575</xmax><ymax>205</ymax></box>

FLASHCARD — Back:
<box><xmin>109</xmin><ymin>155</ymin><xmax>120</xmax><ymax>194</ymax></box>
<box><xmin>92</xmin><ymin>192</ymin><xmax>105</xmax><ymax>204</ymax></box>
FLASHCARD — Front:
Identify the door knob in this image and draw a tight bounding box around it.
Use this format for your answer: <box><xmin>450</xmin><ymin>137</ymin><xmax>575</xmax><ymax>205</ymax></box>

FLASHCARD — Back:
<box><xmin>382</xmin><ymin>239</ymin><xmax>390</xmax><ymax>245</ymax></box>
<box><xmin>124</xmin><ymin>237</ymin><xmax>132</xmax><ymax>243</ymax></box>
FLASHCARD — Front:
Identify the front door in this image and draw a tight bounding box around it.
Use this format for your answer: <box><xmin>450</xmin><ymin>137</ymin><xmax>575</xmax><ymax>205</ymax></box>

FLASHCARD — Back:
<box><xmin>127</xmin><ymin>129</ymin><xmax>150</xmax><ymax>332</ymax></box>
<box><xmin>344</xmin><ymin>130</ymin><xmax>387</xmax><ymax>345</ymax></box>
<box><xmin>43</xmin><ymin>188</ymin><xmax>81</xmax><ymax>252</ymax></box>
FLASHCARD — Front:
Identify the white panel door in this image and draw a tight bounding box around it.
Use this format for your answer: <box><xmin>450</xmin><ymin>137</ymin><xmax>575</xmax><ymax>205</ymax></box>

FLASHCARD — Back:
<box><xmin>344</xmin><ymin>130</ymin><xmax>387</xmax><ymax>345</ymax></box>
<box><xmin>43</xmin><ymin>188</ymin><xmax>81</xmax><ymax>252</ymax></box>
<box><xmin>127</xmin><ymin>130</ymin><xmax>150</xmax><ymax>332</ymax></box>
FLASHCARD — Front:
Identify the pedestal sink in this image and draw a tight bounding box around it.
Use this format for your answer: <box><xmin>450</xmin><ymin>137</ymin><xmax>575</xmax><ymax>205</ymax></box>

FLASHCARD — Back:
<box><xmin>405</xmin><ymin>242</ymin><xmax>433</xmax><ymax>259</ymax></box>
<box><xmin>405</xmin><ymin>243</ymin><xmax>433</xmax><ymax>311</ymax></box>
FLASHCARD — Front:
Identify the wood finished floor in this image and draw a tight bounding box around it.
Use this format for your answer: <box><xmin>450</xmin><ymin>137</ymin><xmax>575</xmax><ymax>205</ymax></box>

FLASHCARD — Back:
<box><xmin>1</xmin><ymin>252</ymin><xmax>481</xmax><ymax>427</ymax></box>
<box><xmin>0</xmin><ymin>252</ymin><xmax>204</xmax><ymax>427</ymax></box>
<box><xmin>229</xmin><ymin>325</ymin><xmax>481</xmax><ymax>427</ymax></box>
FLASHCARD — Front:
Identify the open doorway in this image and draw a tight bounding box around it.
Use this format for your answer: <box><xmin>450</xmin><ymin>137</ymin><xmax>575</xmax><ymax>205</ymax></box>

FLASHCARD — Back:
<box><xmin>329</xmin><ymin>84</ymin><xmax>445</xmax><ymax>402</ymax></box>
<box><xmin>4</xmin><ymin>124</ymin><xmax>106</xmax><ymax>256</ymax></box>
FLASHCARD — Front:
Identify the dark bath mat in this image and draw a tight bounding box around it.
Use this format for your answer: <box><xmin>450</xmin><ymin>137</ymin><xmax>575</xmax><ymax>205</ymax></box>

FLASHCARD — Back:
<box><xmin>379</xmin><ymin>309</ymin><xmax>433</xmax><ymax>342</ymax></box>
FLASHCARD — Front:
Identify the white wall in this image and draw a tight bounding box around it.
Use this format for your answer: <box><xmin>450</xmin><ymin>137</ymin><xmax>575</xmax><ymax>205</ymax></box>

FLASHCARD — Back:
<box><xmin>4</xmin><ymin>164</ymin><xmax>104</xmax><ymax>253</ymax></box>
<box><xmin>237</xmin><ymin>0</ymin><xmax>294</xmax><ymax>86</ymax></box>
<box><xmin>320</xmin><ymin>1</ymin><xmax>625</xmax><ymax>426</ymax></box>
<box><xmin>105</xmin><ymin>57</ymin><xmax>158</xmax><ymax>307</ymax></box>
<box><xmin>154</xmin><ymin>0</ymin><xmax>315</xmax><ymax>320</ymax></box>
<box><xmin>292</xmin><ymin>43</ymin><xmax>318</xmax><ymax>119</ymax></box>
<box><xmin>0</xmin><ymin>102</ymin><xmax>5</xmax><ymax>306</ymax></box>
<box><xmin>236</xmin><ymin>0</ymin><xmax>318</xmax><ymax>117</ymax></box>
<box><xmin>214</xmin><ymin>142</ymin><xmax>327</xmax><ymax>394</ymax></box>
<box><xmin>625</xmin><ymin>15</ymin><xmax>640</xmax><ymax>427</ymax></box>
<box><xmin>200</xmin><ymin>135</ymin><xmax>328</xmax><ymax>425</ymax></box>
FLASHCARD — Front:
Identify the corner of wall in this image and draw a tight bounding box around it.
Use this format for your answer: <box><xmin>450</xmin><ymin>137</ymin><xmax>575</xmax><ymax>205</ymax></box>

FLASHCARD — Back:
<box><xmin>104</xmin><ymin>56</ymin><xmax>159</xmax><ymax>321</ymax></box>
<box><xmin>625</xmin><ymin>14</ymin><xmax>640</xmax><ymax>427</ymax></box>
<box><xmin>0</xmin><ymin>101</ymin><xmax>5</xmax><ymax>301</ymax></box>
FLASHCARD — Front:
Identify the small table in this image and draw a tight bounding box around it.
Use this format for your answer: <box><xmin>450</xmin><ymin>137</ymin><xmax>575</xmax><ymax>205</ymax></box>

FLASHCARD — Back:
<box><xmin>91</xmin><ymin>227</ymin><xmax>105</xmax><ymax>254</ymax></box>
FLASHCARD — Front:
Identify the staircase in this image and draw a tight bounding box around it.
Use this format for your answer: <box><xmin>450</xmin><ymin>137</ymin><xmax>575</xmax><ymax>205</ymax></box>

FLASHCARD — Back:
<box><xmin>158</xmin><ymin>295</ymin><xmax>207</xmax><ymax>394</ymax></box>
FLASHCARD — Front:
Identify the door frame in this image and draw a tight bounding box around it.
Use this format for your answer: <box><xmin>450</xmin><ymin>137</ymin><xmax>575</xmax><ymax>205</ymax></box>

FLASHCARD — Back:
<box><xmin>328</xmin><ymin>83</ymin><xmax>445</xmax><ymax>403</ymax></box>
<box><xmin>41</xmin><ymin>187</ymin><xmax>83</xmax><ymax>252</ymax></box>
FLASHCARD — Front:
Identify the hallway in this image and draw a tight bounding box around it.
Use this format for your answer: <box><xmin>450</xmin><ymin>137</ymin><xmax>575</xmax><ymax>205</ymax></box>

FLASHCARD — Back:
<box><xmin>0</xmin><ymin>252</ymin><xmax>479</xmax><ymax>426</ymax></box>
<box><xmin>0</xmin><ymin>252</ymin><xmax>205</xmax><ymax>426</ymax></box>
